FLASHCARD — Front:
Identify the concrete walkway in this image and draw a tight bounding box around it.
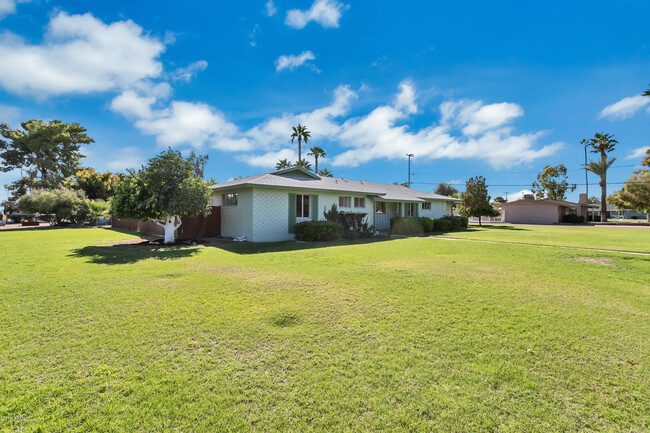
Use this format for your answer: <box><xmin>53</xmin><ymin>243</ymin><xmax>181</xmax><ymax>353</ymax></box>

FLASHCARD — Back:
<box><xmin>429</xmin><ymin>236</ymin><xmax>650</xmax><ymax>256</ymax></box>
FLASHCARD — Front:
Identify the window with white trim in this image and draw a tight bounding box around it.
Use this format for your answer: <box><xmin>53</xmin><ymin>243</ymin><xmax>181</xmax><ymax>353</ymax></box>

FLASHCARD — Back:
<box><xmin>222</xmin><ymin>193</ymin><xmax>238</xmax><ymax>206</ymax></box>
<box><xmin>354</xmin><ymin>197</ymin><xmax>366</xmax><ymax>208</ymax></box>
<box><xmin>339</xmin><ymin>196</ymin><xmax>351</xmax><ymax>208</ymax></box>
<box><xmin>296</xmin><ymin>194</ymin><xmax>310</xmax><ymax>218</ymax></box>
<box><xmin>375</xmin><ymin>202</ymin><xmax>386</xmax><ymax>214</ymax></box>
<box><xmin>421</xmin><ymin>202</ymin><xmax>431</xmax><ymax>210</ymax></box>
<box><xmin>407</xmin><ymin>203</ymin><xmax>417</xmax><ymax>217</ymax></box>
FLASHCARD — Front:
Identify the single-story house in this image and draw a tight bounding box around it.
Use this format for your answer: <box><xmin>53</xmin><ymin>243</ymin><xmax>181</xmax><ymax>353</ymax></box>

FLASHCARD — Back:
<box><xmin>591</xmin><ymin>204</ymin><xmax>648</xmax><ymax>220</ymax></box>
<box><xmin>211</xmin><ymin>166</ymin><xmax>460</xmax><ymax>242</ymax></box>
<box><xmin>497</xmin><ymin>194</ymin><xmax>597</xmax><ymax>225</ymax></box>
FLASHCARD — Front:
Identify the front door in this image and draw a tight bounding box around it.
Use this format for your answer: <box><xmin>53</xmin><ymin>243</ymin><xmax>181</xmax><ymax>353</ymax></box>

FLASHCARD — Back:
<box><xmin>374</xmin><ymin>202</ymin><xmax>401</xmax><ymax>229</ymax></box>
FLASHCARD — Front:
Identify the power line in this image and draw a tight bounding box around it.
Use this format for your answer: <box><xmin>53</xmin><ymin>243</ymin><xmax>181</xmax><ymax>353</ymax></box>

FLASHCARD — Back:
<box><xmin>412</xmin><ymin>163</ymin><xmax>643</xmax><ymax>176</ymax></box>
<box><xmin>413</xmin><ymin>181</ymin><xmax>650</xmax><ymax>187</ymax></box>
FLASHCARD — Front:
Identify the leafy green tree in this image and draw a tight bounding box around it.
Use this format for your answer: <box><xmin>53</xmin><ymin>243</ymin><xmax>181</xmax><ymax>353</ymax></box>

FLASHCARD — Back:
<box><xmin>531</xmin><ymin>165</ymin><xmax>576</xmax><ymax>201</ymax></box>
<box><xmin>608</xmin><ymin>149</ymin><xmax>650</xmax><ymax>222</ymax></box>
<box><xmin>588</xmin><ymin>196</ymin><xmax>600</xmax><ymax>204</ymax></box>
<box><xmin>66</xmin><ymin>168</ymin><xmax>120</xmax><ymax>200</ymax></box>
<box><xmin>434</xmin><ymin>182</ymin><xmax>459</xmax><ymax>197</ymax></box>
<box><xmin>18</xmin><ymin>188</ymin><xmax>88</xmax><ymax>225</ymax></box>
<box><xmin>581</xmin><ymin>133</ymin><xmax>617</xmax><ymax>222</ymax></box>
<box><xmin>459</xmin><ymin>176</ymin><xmax>500</xmax><ymax>226</ymax></box>
<box><xmin>0</xmin><ymin>120</ymin><xmax>94</xmax><ymax>188</ymax></box>
<box><xmin>307</xmin><ymin>146</ymin><xmax>326</xmax><ymax>173</ymax></box>
<box><xmin>493</xmin><ymin>196</ymin><xmax>507</xmax><ymax>204</ymax></box>
<box><xmin>318</xmin><ymin>168</ymin><xmax>334</xmax><ymax>177</ymax></box>
<box><xmin>291</xmin><ymin>124</ymin><xmax>310</xmax><ymax>163</ymax></box>
<box><xmin>275</xmin><ymin>159</ymin><xmax>292</xmax><ymax>170</ymax></box>
<box><xmin>110</xmin><ymin>149</ymin><xmax>213</xmax><ymax>244</ymax></box>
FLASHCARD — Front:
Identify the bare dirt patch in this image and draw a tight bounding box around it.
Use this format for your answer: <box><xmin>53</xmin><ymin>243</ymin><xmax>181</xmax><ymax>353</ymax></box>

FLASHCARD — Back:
<box><xmin>572</xmin><ymin>257</ymin><xmax>616</xmax><ymax>267</ymax></box>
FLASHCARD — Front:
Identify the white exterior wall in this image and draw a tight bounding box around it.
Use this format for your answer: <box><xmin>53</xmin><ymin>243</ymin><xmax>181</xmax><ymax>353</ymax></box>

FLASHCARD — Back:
<box><xmin>218</xmin><ymin>188</ymin><xmax>254</xmax><ymax>239</ymax></box>
<box><xmin>318</xmin><ymin>192</ymin><xmax>375</xmax><ymax>227</ymax></box>
<box><xmin>419</xmin><ymin>200</ymin><xmax>451</xmax><ymax>218</ymax></box>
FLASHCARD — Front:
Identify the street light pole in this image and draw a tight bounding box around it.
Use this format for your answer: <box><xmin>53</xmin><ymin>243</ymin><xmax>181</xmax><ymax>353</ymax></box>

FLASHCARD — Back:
<box><xmin>582</xmin><ymin>141</ymin><xmax>589</xmax><ymax>199</ymax></box>
<box><xmin>406</xmin><ymin>153</ymin><xmax>414</xmax><ymax>188</ymax></box>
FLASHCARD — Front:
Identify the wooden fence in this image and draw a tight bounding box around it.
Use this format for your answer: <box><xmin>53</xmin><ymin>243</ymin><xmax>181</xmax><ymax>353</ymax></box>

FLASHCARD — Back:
<box><xmin>111</xmin><ymin>206</ymin><xmax>221</xmax><ymax>238</ymax></box>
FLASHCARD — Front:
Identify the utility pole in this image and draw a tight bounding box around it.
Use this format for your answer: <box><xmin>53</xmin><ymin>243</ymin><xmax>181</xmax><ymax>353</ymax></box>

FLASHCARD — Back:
<box><xmin>582</xmin><ymin>140</ymin><xmax>589</xmax><ymax>199</ymax></box>
<box><xmin>406</xmin><ymin>153</ymin><xmax>414</xmax><ymax>188</ymax></box>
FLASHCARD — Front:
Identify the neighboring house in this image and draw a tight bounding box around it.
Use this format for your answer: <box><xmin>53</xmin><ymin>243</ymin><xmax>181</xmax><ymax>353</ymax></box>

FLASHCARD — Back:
<box><xmin>211</xmin><ymin>166</ymin><xmax>460</xmax><ymax>242</ymax></box>
<box><xmin>497</xmin><ymin>194</ymin><xmax>597</xmax><ymax>225</ymax></box>
<box><xmin>591</xmin><ymin>204</ymin><xmax>648</xmax><ymax>220</ymax></box>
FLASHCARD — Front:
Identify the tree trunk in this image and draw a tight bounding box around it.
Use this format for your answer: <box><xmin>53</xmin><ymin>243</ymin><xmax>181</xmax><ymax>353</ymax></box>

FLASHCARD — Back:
<box><xmin>600</xmin><ymin>173</ymin><xmax>607</xmax><ymax>223</ymax></box>
<box><xmin>478</xmin><ymin>215</ymin><xmax>482</xmax><ymax>226</ymax></box>
<box><xmin>315</xmin><ymin>156</ymin><xmax>318</xmax><ymax>173</ymax></box>
<box><xmin>298</xmin><ymin>138</ymin><xmax>302</xmax><ymax>162</ymax></box>
<box><xmin>155</xmin><ymin>215</ymin><xmax>182</xmax><ymax>244</ymax></box>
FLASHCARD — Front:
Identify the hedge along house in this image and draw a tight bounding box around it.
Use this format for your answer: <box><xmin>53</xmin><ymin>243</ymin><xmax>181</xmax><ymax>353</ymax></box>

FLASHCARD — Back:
<box><xmin>210</xmin><ymin>166</ymin><xmax>460</xmax><ymax>242</ymax></box>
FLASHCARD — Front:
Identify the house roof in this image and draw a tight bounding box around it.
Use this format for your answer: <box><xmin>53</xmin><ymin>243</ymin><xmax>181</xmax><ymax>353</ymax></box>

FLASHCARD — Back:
<box><xmin>498</xmin><ymin>198</ymin><xmax>599</xmax><ymax>208</ymax></box>
<box><xmin>212</xmin><ymin>166</ymin><xmax>460</xmax><ymax>202</ymax></box>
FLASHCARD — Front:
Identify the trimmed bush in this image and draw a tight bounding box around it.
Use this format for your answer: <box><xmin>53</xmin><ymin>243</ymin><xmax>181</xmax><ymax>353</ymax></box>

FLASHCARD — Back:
<box><xmin>294</xmin><ymin>221</ymin><xmax>343</xmax><ymax>242</ymax></box>
<box><xmin>418</xmin><ymin>217</ymin><xmax>435</xmax><ymax>232</ymax></box>
<box><xmin>432</xmin><ymin>218</ymin><xmax>453</xmax><ymax>232</ymax></box>
<box><xmin>561</xmin><ymin>214</ymin><xmax>585</xmax><ymax>224</ymax></box>
<box><xmin>390</xmin><ymin>217</ymin><xmax>424</xmax><ymax>235</ymax></box>
<box><xmin>441</xmin><ymin>215</ymin><xmax>468</xmax><ymax>231</ymax></box>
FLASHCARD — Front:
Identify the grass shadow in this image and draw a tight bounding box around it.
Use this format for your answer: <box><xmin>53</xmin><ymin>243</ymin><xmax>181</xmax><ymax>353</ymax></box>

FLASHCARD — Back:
<box><xmin>207</xmin><ymin>236</ymin><xmax>396</xmax><ymax>255</ymax></box>
<box><xmin>70</xmin><ymin>244</ymin><xmax>201</xmax><ymax>265</ymax></box>
<box><xmin>465</xmin><ymin>225</ymin><xmax>529</xmax><ymax>231</ymax></box>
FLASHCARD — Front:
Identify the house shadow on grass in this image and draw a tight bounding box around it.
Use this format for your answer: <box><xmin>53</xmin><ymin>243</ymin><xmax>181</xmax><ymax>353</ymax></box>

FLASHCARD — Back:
<box><xmin>69</xmin><ymin>243</ymin><xmax>201</xmax><ymax>264</ymax></box>
<box><xmin>465</xmin><ymin>225</ymin><xmax>529</xmax><ymax>231</ymax></box>
<box><xmin>206</xmin><ymin>236</ymin><xmax>396</xmax><ymax>255</ymax></box>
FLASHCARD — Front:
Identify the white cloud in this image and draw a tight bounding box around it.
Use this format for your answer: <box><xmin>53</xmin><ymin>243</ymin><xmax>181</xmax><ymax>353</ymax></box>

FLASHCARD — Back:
<box><xmin>265</xmin><ymin>0</ymin><xmax>277</xmax><ymax>16</ymax></box>
<box><xmin>599</xmin><ymin>95</ymin><xmax>650</xmax><ymax>120</ymax></box>
<box><xmin>0</xmin><ymin>0</ymin><xmax>30</xmax><ymax>19</ymax></box>
<box><xmin>626</xmin><ymin>146</ymin><xmax>650</xmax><ymax>160</ymax></box>
<box><xmin>171</xmin><ymin>60</ymin><xmax>208</xmax><ymax>82</ymax></box>
<box><xmin>285</xmin><ymin>0</ymin><xmax>349</xmax><ymax>29</ymax></box>
<box><xmin>112</xmin><ymin>79</ymin><xmax>560</xmax><ymax>171</ymax></box>
<box><xmin>0</xmin><ymin>12</ymin><xmax>165</xmax><ymax>96</ymax></box>
<box><xmin>275</xmin><ymin>50</ymin><xmax>318</xmax><ymax>72</ymax></box>
<box><xmin>105</xmin><ymin>147</ymin><xmax>146</xmax><ymax>171</ymax></box>
<box><xmin>237</xmin><ymin>148</ymin><xmax>299</xmax><ymax>168</ymax></box>
<box><xmin>507</xmin><ymin>189</ymin><xmax>533</xmax><ymax>201</ymax></box>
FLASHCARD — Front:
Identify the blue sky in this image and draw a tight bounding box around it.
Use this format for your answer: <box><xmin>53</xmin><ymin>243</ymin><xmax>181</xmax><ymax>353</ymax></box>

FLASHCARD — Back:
<box><xmin>1</xmin><ymin>0</ymin><xmax>649</xmax><ymax>202</ymax></box>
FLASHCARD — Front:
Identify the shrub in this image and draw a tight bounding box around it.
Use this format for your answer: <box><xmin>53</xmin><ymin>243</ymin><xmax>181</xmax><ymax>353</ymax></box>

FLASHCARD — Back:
<box><xmin>418</xmin><ymin>217</ymin><xmax>435</xmax><ymax>232</ymax></box>
<box><xmin>323</xmin><ymin>204</ymin><xmax>372</xmax><ymax>239</ymax></box>
<box><xmin>390</xmin><ymin>217</ymin><xmax>424</xmax><ymax>235</ymax></box>
<box><xmin>18</xmin><ymin>188</ymin><xmax>89</xmax><ymax>225</ymax></box>
<box><xmin>441</xmin><ymin>215</ymin><xmax>468</xmax><ymax>231</ymax></box>
<box><xmin>432</xmin><ymin>218</ymin><xmax>453</xmax><ymax>232</ymax></box>
<box><xmin>294</xmin><ymin>221</ymin><xmax>343</xmax><ymax>242</ymax></box>
<box><xmin>561</xmin><ymin>214</ymin><xmax>585</xmax><ymax>224</ymax></box>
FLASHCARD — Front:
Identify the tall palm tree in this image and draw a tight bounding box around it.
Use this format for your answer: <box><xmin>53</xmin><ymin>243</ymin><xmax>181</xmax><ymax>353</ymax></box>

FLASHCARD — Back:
<box><xmin>586</xmin><ymin>156</ymin><xmax>616</xmax><ymax>222</ymax></box>
<box><xmin>291</xmin><ymin>124</ymin><xmax>310</xmax><ymax>163</ymax></box>
<box><xmin>275</xmin><ymin>159</ymin><xmax>292</xmax><ymax>170</ymax></box>
<box><xmin>307</xmin><ymin>146</ymin><xmax>326</xmax><ymax>173</ymax></box>
<box><xmin>318</xmin><ymin>168</ymin><xmax>333</xmax><ymax>177</ymax></box>
<box><xmin>643</xmin><ymin>84</ymin><xmax>650</xmax><ymax>97</ymax></box>
<box><xmin>582</xmin><ymin>132</ymin><xmax>617</xmax><ymax>222</ymax></box>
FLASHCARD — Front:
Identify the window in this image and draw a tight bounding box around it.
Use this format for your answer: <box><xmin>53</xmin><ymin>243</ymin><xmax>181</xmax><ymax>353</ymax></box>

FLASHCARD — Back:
<box><xmin>375</xmin><ymin>202</ymin><xmax>386</xmax><ymax>214</ymax></box>
<box><xmin>421</xmin><ymin>202</ymin><xmax>431</xmax><ymax>210</ymax></box>
<box><xmin>222</xmin><ymin>193</ymin><xmax>238</xmax><ymax>206</ymax></box>
<box><xmin>339</xmin><ymin>196</ymin><xmax>351</xmax><ymax>208</ymax></box>
<box><xmin>296</xmin><ymin>194</ymin><xmax>310</xmax><ymax>218</ymax></box>
<box><xmin>354</xmin><ymin>197</ymin><xmax>366</xmax><ymax>208</ymax></box>
<box><xmin>407</xmin><ymin>203</ymin><xmax>417</xmax><ymax>217</ymax></box>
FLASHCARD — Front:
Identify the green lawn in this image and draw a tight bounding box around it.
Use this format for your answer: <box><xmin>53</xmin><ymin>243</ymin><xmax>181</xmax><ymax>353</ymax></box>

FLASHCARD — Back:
<box><xmin>1</xmin><ymin>228</ymin><xmax>649</xmax><ymax>432</ymax></box>
<box><xmin>436</xmin><ymin>224</ymin><xmax>650</xmax><ymax>253</ymax></box>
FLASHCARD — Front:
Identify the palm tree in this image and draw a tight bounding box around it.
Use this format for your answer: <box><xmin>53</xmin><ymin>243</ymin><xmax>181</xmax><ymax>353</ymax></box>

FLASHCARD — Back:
<box><xmin>643</xmin><ymin>84</ymin><xmax>650</xmax><ymax>97</ymax></box>
<box><xmin>295</xmin><ymin>159</ymin><xmax>312</xmax><ymax>171</ymax></box>
<box><xmin>307</xmin><ymin>146</ymin><xmax>326</xmax><ymax>173</ymax></box>
<box><xmin>291</xmin><ymin>124</ymin><xmax>310</xmax><ymax>163</ymax></box>
<box><xmin>318</xmin><ymin>168</ymin><xmax>333</xmax><ymax>177</ymax></box>
<box><xmin>275</xmin><ymin>159</ymin><xmax>292</xmax><ymax>170</ymax></box>
<box><xmin>586</xmin><ymin>156</ymin><xmax>616</xmax><ymax>222</ymax></box>
<box><xmin>582</xmin><ymin>132</ymin><xmax>617</xmax><ymax>222</ymax></box>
